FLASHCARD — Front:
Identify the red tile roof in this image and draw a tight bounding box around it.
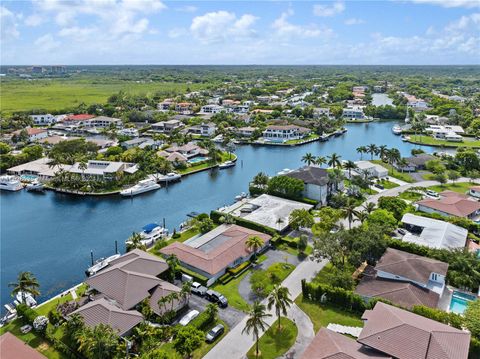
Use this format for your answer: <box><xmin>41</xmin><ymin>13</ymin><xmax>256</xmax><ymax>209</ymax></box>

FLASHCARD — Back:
<box><xmin>0</xmin><ymin>332</ymin><xmax>47</xmax><ymax>359</ymax></box>
<box><xmin>417</xmin><ymin>195</ymin><xmax>480</xmax><ymax>217</ymax></box>
<box><xmin>13</xmin><ymin>127</ymin><xmax>47</xmax><ymax>136</ymax></box>
<box><xmin>358</xmin><ymin>302</ymin><xmax>471</xmax><ymax>359</ymax></box>
<box><xmin>64</xmin><ymin>114</ymin><xmax>95</xmax><ymax>121</ymax></box>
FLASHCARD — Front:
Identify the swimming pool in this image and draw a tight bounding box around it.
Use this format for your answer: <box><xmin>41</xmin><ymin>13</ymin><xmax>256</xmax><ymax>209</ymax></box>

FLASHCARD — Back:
<box><xmin>20</xmin><ymin>174</ymin><xmax>38</xmax><ymax>182</ymax></box>
<box><xmin>188</xmin><ymin>156</ymin><xmax>209</xmax><ymax>164</ymax></box>
<box><xmin>449</xmin><ymin>291</ymin><xmax>477</xmax><ymax>314</ymax></box>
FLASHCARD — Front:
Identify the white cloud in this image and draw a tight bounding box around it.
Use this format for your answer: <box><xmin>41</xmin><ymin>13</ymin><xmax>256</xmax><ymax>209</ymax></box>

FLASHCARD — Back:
<box><xmin>409</xmin><ymin>0</ymin><xmax>479</xmax><ymax>8</ymax></box>
<box><xmin>177</xmin><ymin>5</ymin><xmax>197</xmax><ymax>13</ymax></box>
<box><xmin>313</xmin><ymin>1</ymin><xmax>345</xmax><ymax>17</ymax></box>
<box><xmin>272</xmin><ymin>9</ymin><xmax>333</xmax><ymax>38</ymax></box>
<box><xmin>25</xmin><ymin>14</ymin><xmax>44</xmax><ymax>27</ymax></box>
<box><xmin>445</xmin><ymin>13</ymin><xmax>480</xmax><ymax>32</ymax></box>
<box><xmin>34</xmin><ymin>33</ymin><xmax>60</xmax><ymax>51</ymax></box>
<box><xmin>190</xmin><ymin>11</ymin><xmax>258</xmax><ymax>44</ymax></box>
<box><xmin>1</xmin><ymin>6</ymin><xmax>20</xmax><ymax>40</ymax></box>
<box><xmin>344</xmin><ymin>18</ymin><xmax>365</xmax><ymax>25</ymax></box>
<box><xmin>168</xmin><ymin>27</ymin><xmax>187</xmax><ymax>39</ymax></box>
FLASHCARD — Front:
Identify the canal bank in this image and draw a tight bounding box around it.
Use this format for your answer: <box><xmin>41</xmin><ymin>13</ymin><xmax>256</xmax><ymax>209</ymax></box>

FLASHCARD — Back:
<box><xmin>0</xmin><ymin>121</ymin><xmax>437</xmax><ymax>307</ymax></box>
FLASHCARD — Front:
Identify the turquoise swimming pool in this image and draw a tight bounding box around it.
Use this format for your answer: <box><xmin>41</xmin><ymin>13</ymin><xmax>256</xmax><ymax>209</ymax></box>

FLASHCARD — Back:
<box><xmin>20</xmin><ymin>174</ymin><xmax>38</xmax><ymax>182</ymax></box>
<box><xmin>449</xmin><ymin>291</ymin><xmax>477</xmax><ymax>314</ymax></box>
<box><xmin>188</xmin><ymin>156</ymin><xmax>208</xmax><ymax>164</ymax></box>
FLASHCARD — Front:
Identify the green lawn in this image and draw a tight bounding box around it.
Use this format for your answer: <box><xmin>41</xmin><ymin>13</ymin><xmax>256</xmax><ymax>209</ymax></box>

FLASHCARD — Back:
<box><xmin>398</xmin><ymin>190</ymin><xmax>424</xmax><ymax>201</ymax></box>
<box><xmin>427</xmin><ymin>182</ymin><xmax>473</xmax><ymax>195</ymax></box>
<box><xmin>36</xmin><ymin>284</ymin><xmax>87</xmax><ymax>316</ymax></box>
<box><xmin>212</xmin><ymin>269</ymin><xmax>251</xmax><ymax>312</ymax></box>
<box><xmin>377</xmin><ymin>179</ymin><xmax>399</xmax><ymax>189</ymax></box>
<box><xmin>178</xmin><ymin>152</ymin><xmax>236</xmax><ymax>175</ymax></box>
<box><xmin>246</xmin><ymin>318</ymin><xmax>297</xmax><ymax>359</ymax></box>
<box><xmin>408</xmin><ymin>135</ymin><xmax>480</xmax><ymax>148</ymax></box>
<box><xmin>295</xmin><ymin>295</ymin><xmax>363</xmax><ymax>333</ymax></box>
<box><xmin>371</xmin><ymin>160</ymin><xmax>415</xmax><ymax>183</ymax></box>
<box><xmin>285</xmin><ymin>133</ymin><xmax>319</xmax><ymax>145</ymax></box>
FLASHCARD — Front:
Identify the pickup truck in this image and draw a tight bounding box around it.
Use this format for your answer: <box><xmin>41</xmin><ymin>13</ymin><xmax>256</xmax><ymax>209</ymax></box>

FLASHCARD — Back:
<box><xmin>190</xmin><ymin>282</ymin><xmax>208</xmax><ymax>296</ymax></box>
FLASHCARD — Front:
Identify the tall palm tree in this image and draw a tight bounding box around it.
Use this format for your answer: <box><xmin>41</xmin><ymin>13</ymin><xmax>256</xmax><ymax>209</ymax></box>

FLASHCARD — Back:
<box><xmin>343</xmin><ymin>160</ymin><xmax>358</xmax><ymax>178</ymax></box>
<box><xmin>267</xmin><ymin>285</ymin><xmax>293</xmax><ymax>330</ymax></box>
<box><xmin>180</xmin><ymin>281</ymin><xmax>191</xmax><ymax>305</ymax></box>
<box><xmin>9</xmin><ymin>271</ymin><xmax>40</xmax><ymax>304</ymax></box>
<box><xmin>367</xmin><ymin>144</ymin><xmax>378</xmax><ymax>160</ymax></box>
<box><xmin>315</xmin><ymin>156</ymin><xmax>327</xmax><ymax>167</ymax></box>
<box><xmin>242</xmin><ymin>301</ymin><xmax>271</xmax><ymax>359</ymax></box>
<box><xmin>377</xmin><ymin>145</ymin><xmax>388</xmax><ymax>162</ymax></box>
<box><xmin>343</xmin><ymin>200</ymin><xmax>359</xmax><ymax>230</ymax></box>
<box><xmin>301</xmin><ymin>153</ymin><xmax>315</xmax><ymax>166</ymax></box>
<box><xmin>166</xmin><ymin>254</ymin><xmax>180</xmax><ymax>280</ymax></box>
<box><xmin>169</xmin><ymin>292</ymin><xmax>179</xmax><ymax>311</ymax></box>
<box><xmin>356</xmin><ymin>146</ymin><xmax>367</xmax><ymax>160</ymax></box>
<box><xmin>246</xmin><ymin>235</ymin><xmax>264</xmax><ymax>261</ymax></box>
<box><xmin>126</xmin><ymin>232</ymin><xmax>146</xmax><ymax>252</ymax></box>
<box><xmin>385</xmin><ymin>148</ymin><xmax>401</xmax><ymax>174</ymax></box>
<box><xmin>327</xmin><ymin>153</ymin><xmax>342</xmax><ymax>169</ymax></box>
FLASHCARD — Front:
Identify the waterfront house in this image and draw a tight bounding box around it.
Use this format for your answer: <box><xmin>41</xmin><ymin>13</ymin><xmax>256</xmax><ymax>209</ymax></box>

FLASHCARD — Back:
<box><xmin>416</xmin><ymin>191</ymin><xmax>480</xmax><ymax>219</ymax></box>
<box><xmin>313</xmin><ymin>107</ymin><xmax>334</xmax><ymax>120</ymax></box>
<box><xmin>187</xmin><ymin>122</ymin><xmax>217</xmax><ymax>137</ymax></box>
<box><xmin>151</xmin><ymin>120</ymin><xmax>184</xmax><ymax>134</ymax></box>
<box><xmin>301</xmin><ymin>302</ymin><xmax>470</xmax><ymax>359</ymax></box>
<box><xmin>0</xmin><ymin>332</ymin><xmax>47</xmax><ymax>359</ymax></box>
<box><xmin>235</xmin><ymin>126</ymin><xmax>256</xmax><ymax>137</ymax></box>
<box><xmin>262</xmin><ymin>125</ymin><xmax>311</xmax><ymax>143</ymax></box>
<box><xmin>355</xmin><ymin>247</ymin><xmax>448</xmax><ymax>309</ymax></box>
<box><xmin>353</xmin><ymin>161</ymin><xmax>388</xmax><ymax>178</ymax></box>
<box><xmin>69</xmin><ymin>160</ymin><xmax>138</xmax><ymax>181</ymax></box>
<box><xmin>12</xmin><ymin>127</ymin><xmax>48</xmax><ymax>142</ymax></box>
<box><xmin>7</xmin><ymin>157</ymin><xmax>71</xmax><ymax>181</ymax></box>
<box><xmin>393</xmin><ymin>153</ymin><xmax>436</xmax><ymax>172</ymax></box>
<box><xmin>165</xmin><ymin>142</ymin><xmax>208</xmax><ymax>159</ymax></box>
<box><xmin>342</xmin><ymin>106</ymin><xmax>365</xmax><ymax>120</ymax></box>
<box><xmin>121</xmin><ymin>137</ymin><xmax>157</xmax><ymax>150</ymax></box>
<box><xmin>74</xmin><ymin>250</ymin><xmax>186</xmax><ymax>334</ymax></box>
<box><xmin>160</xmin><ymin>224</ymin><xmax>271</xmax><ymax>286</ymax></box>
<box><xmin>400</xmin><ymin>213</ymin><xmax>468</xmax><ymax>250</ymax></box>
<box><xmin>284</xmin><ymin>166</ymin><xmax>343</xmax><ymax>206</ymax></box>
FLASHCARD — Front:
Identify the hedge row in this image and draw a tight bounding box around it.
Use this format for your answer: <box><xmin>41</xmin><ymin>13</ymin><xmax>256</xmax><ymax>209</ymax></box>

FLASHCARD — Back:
<box><xmin>178</xmin><ymin>265</ymin><xmax>209</xmax><ymax>286</ymax></box>
<box><xmin>190</xmin><ymin>311</ymin><xmax>215</xmax><ymax>331</ymax></box>
<box><xmin>210</xmin><ymin>210</ymin><xmax>278</xmax><ymax>236</ymax></box>
<box><xmin>218</xmin><ymin>272</ymin><xmax>234</xmax><ymax>285</ymax></box>
<box><xmin>16</xmin><ymin>303</ymin><xmax>38</xmax><ymax>325</ymax></box>
<box><xmin>228</xmin><ymin>261</ymin><xmax>251</xmax><ymax>276</ymax></box>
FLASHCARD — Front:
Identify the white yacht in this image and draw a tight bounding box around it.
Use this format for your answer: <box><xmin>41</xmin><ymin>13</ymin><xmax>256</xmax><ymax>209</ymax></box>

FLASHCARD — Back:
<box><xmin>151</xmin><ymin>172</ymin><xmax>181</xmax><ymax>183</ymax></box>
<box><xmin>0</xmin><ymin>176</ymin><xmax>23</xmax><ymax>191</ymax></box>
<box><xmin>120</xmin><ymin>179</ymin><xmax>161</xmax><ymax>197</ymax></box>
<box><xmin>392</xmin><ymin>125</ymin><xmax>402</xmax><ymax>135</ymax></box>
<box><xmin>85</xmin><ymin>253</ymin><xmax>121</xmax><ymax>277</ymax></box>
<box><xmin>26</xmin><ymin>180</ymin><xmax>44</xmax><ymax>191</ymax></box>
<box><xmin>127</xmin><ymin>223</ymin><xmax>168</xmax><ymax>248</ymax></box>
<box><xmin>219</xmin><ymin>161</ymin><xmax>236</xmax><ymax>169</ymax></box>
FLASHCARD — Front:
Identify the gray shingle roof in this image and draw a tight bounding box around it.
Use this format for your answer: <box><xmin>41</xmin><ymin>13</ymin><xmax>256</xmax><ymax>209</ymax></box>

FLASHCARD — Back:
<box><xmin>285</xmin><ymin>166</ymin><xmax>329</xmax><ymax>186</ymax></box>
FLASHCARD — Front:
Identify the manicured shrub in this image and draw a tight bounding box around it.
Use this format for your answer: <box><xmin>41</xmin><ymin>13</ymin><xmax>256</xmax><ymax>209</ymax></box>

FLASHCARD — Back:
<box><xmin>16</xmin><ymin>303</ymin><xmax>38</xmax><ymax>325</ymax></box>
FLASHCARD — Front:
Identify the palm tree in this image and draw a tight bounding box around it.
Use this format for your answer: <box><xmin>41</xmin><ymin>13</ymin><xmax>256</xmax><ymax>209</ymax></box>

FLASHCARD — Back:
<box><xmin>180</xmin><ymin>281</ymin><xmax>191</xmax><ymax>305</ymax></box>
<box><xmin>356</xmin><ymin>146</ymin><xmax>367</xmax><ymax>160</ymax></box>
<box><xmin>385</xmin><ymin>148</ymin><xmax>401</xmax><ymax>174</ymax></box>
<box><xmin>315</xmin><ymin>156</ymin><xmax>327</xmax><ymax>167</ymax></box>
<box><xmin>9</xmin><ymin>271</ymin><xmax>40</xmax><ymax>304</ymax></box>
<box><xmin>367</xmin><ymin>144</ymin><xmax>378</xmax><ymax>160</ymax></box>
<box><xmin>126</xmin><ymin>232</ymin><xmax>146</xmax><ymax>252</ymax></box>
<box><xmin>78</xmin><ymin>159</ymin><xmax>88</xmax><ymax>179</ymax></box>
<box><xmin>397</xmin><ymin>158</ymin><xmax>409</xmax><ymax>173</ymax></box>
<box><xmin>267</xmin><ymin>285</ymin><xmax>293</xmax><ymax>330</ymax></box>
<box><xmin>356</xmin><ymin>210</ymin><xmax>369</xmax><ymax>224</ymax></box>
<box><xmin>205</xmin><ymin>303</ymin><xmax>218</xmax><ymax>322</ymax></box>
<box><xmin>246</xmin><ymin>236</ymin><xmax>264</xmax><ymax>261</ymax></box>
<box><xmin>242</xmin><ymin>301</ymin><xmax>271</xmax><ymax>359</ymax></box>
<box><xmin>343</xmin><ymin>200</ymin><xmax>359</xmax><ymax>230</ymax></box>
<box><xmin>327</xmin><ymin>153</ymin><xmax>342</xmax><ymax>169</ymax></box>
<box><xmin>343</xmin><ymin>160</ymin><xmax>357</xmax><ymax>178</ymax></box>
<box><xmin>363</xmin><ymin>202</ymin><xmax>376</xmax><ymax>214</ymax></box>
<box><xmin>377</xmin><ymin>145</ymin><xmax>388</xmax><ymax>162</ymax></box>
<box><xmin>166</xmin><ymin>254</ymin><xmax>180</xmax><ymax>280</ymax></box>
<box><xmin>301</xmin><ymin>153</ymin><xmax>315</xmax><ymax>166</ymax></box>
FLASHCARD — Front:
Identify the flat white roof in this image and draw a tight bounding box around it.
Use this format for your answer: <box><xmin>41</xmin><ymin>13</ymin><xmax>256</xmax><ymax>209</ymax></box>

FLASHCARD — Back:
<box><xmin>401</xmin><ymin>213</ymin><xmax>468</xmax><ymax>250</ymax></box>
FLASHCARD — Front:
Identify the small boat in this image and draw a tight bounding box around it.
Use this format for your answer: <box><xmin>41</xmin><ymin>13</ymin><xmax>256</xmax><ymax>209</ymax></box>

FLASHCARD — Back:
<box><xmin>240</xmin><ymin>192</ymin><xmax>247</xmax><ymax>198</ymax></box>
<box><xmin>120</xmin><ymin>179</ymin><xmax>161</xmax><ymax>197</ymax></box>
<box><xmin>26</xmin><ymin>180</ymin><xmax>44</xmax><ymax>191</ymax></box>
<box><xmin>401</xmin><ymin>135</ymin><xmax>410</xmax><ymax>142</ymax></box>
<box><xmin>151</xmin><ymin>172</ymin><xmax>181</xmax><ymax>183</ymax></box>
<box><xmin>126</xmin><ymin>223</ymin><xmax>168</xmax><ymax>248</ymax></box>
<box><xmin>235</xmin><ymin>195</ymin><xmax>243</xmax><ymax>201</ymax></box>
<box><xmin>15</xmin><ymin>292</ymin><xmax>37</xmax><ymax>307</ymax></box>
<box><xmin>219</xmin><ymin>161</ymin><xmax>236</xmax><ymax>169</ymax></box>
<box><xmin>319</xmin><ymin>134</ymin><xmax>329</xmax><ymax>142</ymax></box>
<box><xmin>85</xmin><ymin>253</ymin><xmax>121</xmax><ymax>277</ymax></box>
<box><xmin>0</xmin><ymin>176</ymin><xmax>23</xmax><ymax>191</ymax></box>
<box><xmin>392</xmin><ymin>125</ymin><xmax>402</xmax><ymax>135</ymax></box>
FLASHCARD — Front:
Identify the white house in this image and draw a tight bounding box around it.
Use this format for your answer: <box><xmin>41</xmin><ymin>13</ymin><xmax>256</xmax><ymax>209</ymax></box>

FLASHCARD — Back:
<box><xmin>262</xmin><ymin>125</ymin><xmax>311</xmax><ymax>143</ymax></box>
<box><xmin>200</xmin><ymin>105</ymin><xmax>225</xmax><ymax>114</ymax></box>
<box><xmin>236</xmin><ymin>126</ymin><xmax>256</xmax><ymax>137</ymax></box>
<box><xmin>313</xmin><ymin>108</ymin><xmax>333</xmax><ymax>119</ymax></box>
<box><xmin>353</xmin><ymin>161</ymin><xmax>388</xmax><ymax>178</ymax></box>
<box><xmin>69</xmin><ymin>160</ymin><xmax>138</xmax><ymax>181</ymax></box>
<box><xmin>118</xmin><ymin>128</ymin><xmax>139</xmax><ymax>137</ymax></box>
<box><xmin>13</xmin><ymin>127</ymin><xmax>49</xmax><ymax>142</ymax></box>
<box><xmin>30</xmin><ymin>114</ymin><xmax>57</xmax><ymax>125</ymax></box>
<box><xmin>151</xmin><ymin>120</ymin><xmax>184</xmax><ymax>134</ymax></box>
<box><xmin>86</xmin><ymin>116</ymin><xmax>122</xmax><ymax>128</ymax></box>
<box><xmin>188</xmin><ymin>123</ymin><xmax>216</xmax><ymax>137</ymax></box>
<box><xmin>342</xmin><ymin>106</ymin><xmax>365</xmax><ymax>120</ymax></box>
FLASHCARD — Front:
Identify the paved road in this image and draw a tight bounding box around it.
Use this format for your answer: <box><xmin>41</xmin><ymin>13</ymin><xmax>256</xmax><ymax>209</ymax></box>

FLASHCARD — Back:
<box><xmin>187</xmin><ymin>294</ymin><xmax>245</xmax><ymax>329</ymax></box>
<box><xmin>280</xmin><ymin>304</ymin><xmax>315</xmax><ymax>359</ymax></box>
<box><xmin>204</xmin><ymin>258</ymin><xmax>328</xmax><ymax>359</ymax></box>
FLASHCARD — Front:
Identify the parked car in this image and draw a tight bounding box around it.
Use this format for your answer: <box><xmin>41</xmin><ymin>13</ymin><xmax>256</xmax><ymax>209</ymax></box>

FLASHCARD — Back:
<box><xmin>397</xmin><ymin>228</ymin><xmax>406</xmax><ymax>235</ymax></box>
<box><xmin>206</xmin><ymin>290</ymin><xmax>228</xmax><ymax>308</ymax></box>
<box><xmin>179</xmin><ymin>310</ymin><xmax>199</xmax><ymax>326</ymax></box>
<box><xmin>426</xmin><ymin>189</ymin><xmax>439</xmax><ymax>197</ymax></box>
<box><xmin>191</xmin><ymin>281</ymin><xmax>208</xmax><ymax>296</ymax></box>
<box><xmin>206</xmin><ymin>324</ymin><xmax>225</xmax><ymax>343</ymax></box>
<box><xmin>374</xmin><ymin>183</ymin><xmax>384</xmax><ymax>190</ymax></box>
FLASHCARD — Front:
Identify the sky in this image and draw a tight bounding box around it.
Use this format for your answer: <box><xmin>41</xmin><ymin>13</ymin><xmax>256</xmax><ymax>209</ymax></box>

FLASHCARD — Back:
<box><xmin>0</xmin><ymin>0</ymin><xmax>479</xmax><ymax>65</ymax></box>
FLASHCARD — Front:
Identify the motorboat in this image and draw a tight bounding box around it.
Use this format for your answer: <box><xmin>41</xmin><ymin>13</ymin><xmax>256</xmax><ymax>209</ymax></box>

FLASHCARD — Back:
<box><xmin>0</xmin><ymin>176</ymin><xmax>23</xmax><ymax>191</ymax></box>
<box><xmin>319</xmin><ymin>134</ymin><xmax>329</xmax><ymax>142</ymax></box>
<box><xmin>120</xmin><ymin>179</ymin><xmax>161</xmax><ymax>197</ymax></box>
<box><xmin>401</xmin><ymin>135</ymin><xmax>410</xmax><ymax>142</ymax></box>
<box><xmin>219</xmin><ymin>161</ymin><xmax>236</xmax><ymax>169</ymax></box>
<box><xmin>126</xmin><ymin>223</ymin><xmax>168</xmax><ymax>248</ymax></box>
<box><xmin>392</xmin><ymin>125</ymin><xmax>402</xmax><ymax>135</ymax></box>
<box><xmin>26</xmin><ymin>180</ymin><xmax>44</xmax><ymax>191</ymax></box>
<box><xmin>85</xmin><ymin>253</ymin><xmax>121</xmax><ymax>277</ymax></box>
<box><xmin>15</xmin><ymin>292</ymin><xmax>37</xmax><ymax>307</ymax></box>
<box><xmin>151</xmin><ymin>172</ymin><xmax>181</xmax><ymax>182</ymax></box>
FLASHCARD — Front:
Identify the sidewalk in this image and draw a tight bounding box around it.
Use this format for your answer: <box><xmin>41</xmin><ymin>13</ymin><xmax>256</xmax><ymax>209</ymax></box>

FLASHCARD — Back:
<box><xmin>204</xmin><ymin>258</ymin><xmax>328</xmax><ymax>359</ymax></box>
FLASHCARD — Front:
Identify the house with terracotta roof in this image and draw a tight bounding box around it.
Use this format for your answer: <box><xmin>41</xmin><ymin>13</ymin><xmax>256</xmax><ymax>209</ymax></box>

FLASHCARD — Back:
<box><xmin>12</xmin><ymin>127</ymin><xmax>48</xmax><ymax>142</ymax></box>
<box><xmin>71</xmin><ymin>249</ymin><xmax>186</xmax><ymax>335</ymax></box>
<box><xmin>358</xmin><ymin>302</ymin><xmax>470</xmax><ymax>359</ymax></box>
<box><xmin>0</xmin><ymin>332</ymin><xmax>47</xmax><ymax>359</ymax></box>
<box><xmin>160</xmin><ymin>224</ymin><xmax>271</xmax><ymax>286</ymax></box>
<box><xmin>355</xmin><ymin>248</ymin><xmax>448</xmax><ymax>309</ymax></box>
<box><xmin>62</xmin><ymin>114</ymin><xmax>96</xmax><ymax>124</ymax></box>
<box><xmin>175</xmin><ymin>102</ymin><xmax>195</xmax><ymax>115</ymax></box>
<box><xmin>416</xmin><ymin>191</ymin><xmax>480</xmax><ymax>219</ymax></box>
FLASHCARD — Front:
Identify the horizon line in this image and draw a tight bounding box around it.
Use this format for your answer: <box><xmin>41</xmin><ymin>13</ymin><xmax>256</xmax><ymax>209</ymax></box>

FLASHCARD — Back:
<box><xmin>2</xmin><ymin>64</ymin><xmax>480</xmax><ymax>67</ymax></box>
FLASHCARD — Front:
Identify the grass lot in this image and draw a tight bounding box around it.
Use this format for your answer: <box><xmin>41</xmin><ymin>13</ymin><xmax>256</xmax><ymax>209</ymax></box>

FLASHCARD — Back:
<box><xmin>212</xmin><ymin>269</ymin><xmax>251</xmax><ymax>312</ymax></box>
<box><xmin>408</xmin><ymin>135</ymin><xmax>480</xmax><ymax>148</ymax></box>
<box><xmin>376</xmin><ymin>179</ymin><xmax>399</xmax><ymax>189</ymax></box>
<box><xmin>246</xmin><ymin>318</ymin><xmax>297</xmax><ymax>359</ymax></box>
<box><xmin>371</xmin><ymin>160</ymin><xmax>415</xmax><ymax>183</ymax></box>
<box><xmin>398</xmin><ymin>190</ymin><xmax>424</xmax><ymax>201</ymax></box>
<box><xmin>427</xmin><ymin>182</ymin><xmax>472</xmax><ymax>195</ymax></box>
<box><xmin>178</xmin><ymin>152</ymin><xmax>235</xmax><ymax>175</ymax></box>
<box><xmin>1</xmin><ymin>79</ymin><xmax>208</xmax><ymax>114</ymax></box>
<box><xmin>285</xmin><ymin>133</ymin><xmax>320</xmax><ymax>145</ymax></box>
<box><xmin>295</xmin><ymin>295</ymin><xmax>364</xmax><ymax>333</ymax></box>
<box><xmin>260</xmin><ymin>263</ymin><xmax>295</xmax><ymax>295</ymax></box>
<box><xmin>36</xmin><ymin>284</ymin><xmax>87</xmax><ymax>316</ymax></box>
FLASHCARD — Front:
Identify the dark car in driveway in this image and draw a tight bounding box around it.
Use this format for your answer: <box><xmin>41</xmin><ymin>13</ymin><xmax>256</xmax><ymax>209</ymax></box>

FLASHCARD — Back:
<box><xmin>206</xmin><ymin>324</ymin><xmax>225</xmax><ymax>343</ymax></box>
<box><xmin>206</xmin><ymin>289</ymin><xmax>228</xmax><ymax>308</ymax></box>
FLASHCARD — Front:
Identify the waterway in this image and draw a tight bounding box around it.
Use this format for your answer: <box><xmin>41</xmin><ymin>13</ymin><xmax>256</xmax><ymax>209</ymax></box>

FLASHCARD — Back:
<box><xmin>372</xmin><ymin>93</ymin><xmax>394</xmax><ymax>106</ymax></box>
<box><xmin>0</xmin><ymin>121</ymin><xmax>434</xmax><ymax>307</ymax></box>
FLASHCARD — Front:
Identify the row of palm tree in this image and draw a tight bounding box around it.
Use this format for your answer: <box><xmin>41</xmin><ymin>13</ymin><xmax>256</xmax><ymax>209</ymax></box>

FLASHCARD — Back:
<box><xmin>342</xmin><ymin>201</ymin><xmax>377</xmax><ymax>229</ymax></box>
<box><xmin>242</xmin><ymin>284</ymin><xmax>293</xmax><ymax>359</ymax></box>
<box><xmin>301</xmin><ymin>152</ymin><xmax>342</xmax><ymax>169</ymax></box>
<box><xmin>157</xmin><ymin>281</ymin><xmax>191</xmax><ymax>319</ymax></box>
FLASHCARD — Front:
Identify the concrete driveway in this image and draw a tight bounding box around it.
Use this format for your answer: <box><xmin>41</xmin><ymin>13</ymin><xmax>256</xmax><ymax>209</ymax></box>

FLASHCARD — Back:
<box><xmin>187</xmin><ymin>293</ymin><xmax>245</xmax><ymax>329</ymax></box>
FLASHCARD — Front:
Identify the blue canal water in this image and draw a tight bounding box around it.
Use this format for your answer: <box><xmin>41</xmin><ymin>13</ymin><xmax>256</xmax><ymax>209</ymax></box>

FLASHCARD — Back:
<box><xmin>0</xmin><ymin>121</ymin><xmax>435</xmax><ymax>307</ymax></box>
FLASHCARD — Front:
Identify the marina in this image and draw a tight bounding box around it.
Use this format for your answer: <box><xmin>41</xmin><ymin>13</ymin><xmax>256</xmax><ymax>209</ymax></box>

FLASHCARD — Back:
<box><xmin>0</xmin><ymin>121</ymin><xmax>437</xmax><ymax>308</ymax></box>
